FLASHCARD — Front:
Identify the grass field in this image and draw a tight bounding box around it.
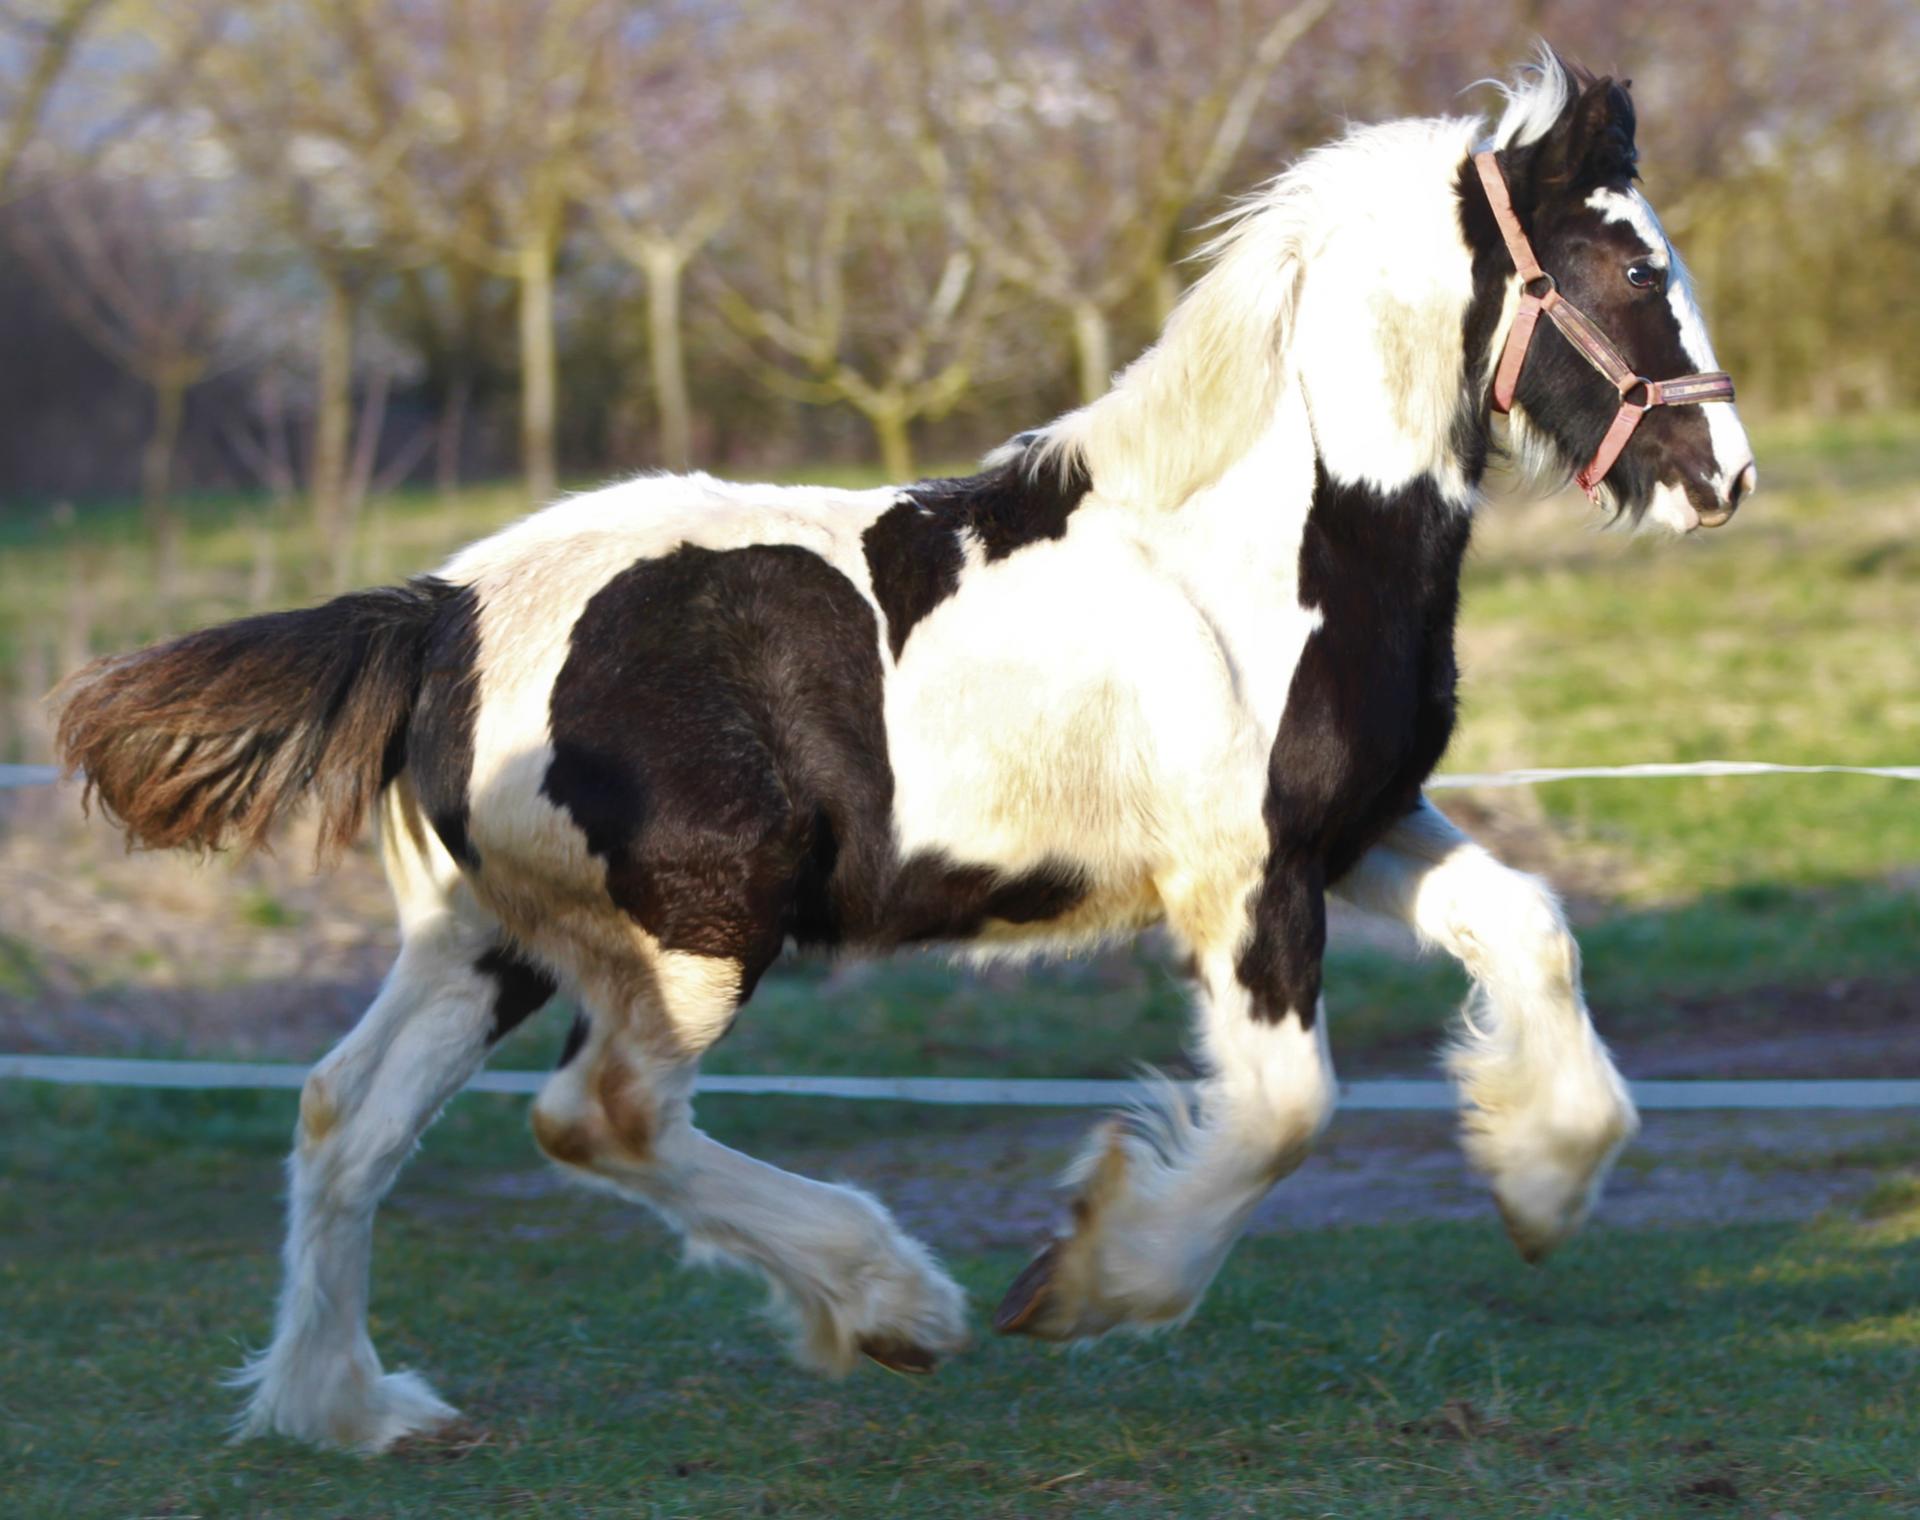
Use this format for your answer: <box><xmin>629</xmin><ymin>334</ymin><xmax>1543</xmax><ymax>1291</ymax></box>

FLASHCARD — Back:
<box><xmin>6</xmin><ymin>1084</ymin><xmax>1920</xmax><ymax>1519</ymax></box>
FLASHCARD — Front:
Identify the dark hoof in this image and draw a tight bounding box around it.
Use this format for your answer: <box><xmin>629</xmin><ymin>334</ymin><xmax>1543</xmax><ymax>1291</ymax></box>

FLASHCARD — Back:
<box><xmin>993</xmin><ymin>1242</ymin><xmax>1062</xmax><ymax>1335</ymax></box>
<box><xmin>1495</xmin><ymin>1198</ymin><xmax>1552</xmax><ymax>1266</ymax></box>
<box><xmin>859</xmin><ymin>1335</ymin><xmax>940</xmax><ymax>1375</ymax></box>
<box><xmin>389</xmin><ymin>1419</ymin><xmax>491</xmax><ymax>1462</ymax></box>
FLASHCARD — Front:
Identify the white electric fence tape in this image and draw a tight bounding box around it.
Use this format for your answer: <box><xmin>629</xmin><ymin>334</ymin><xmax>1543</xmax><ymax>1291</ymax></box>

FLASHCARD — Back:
<box><xmin>3</xmin><ymin>1055</ymin><xmax>1919</xmax><ymax>1111</ymax></box>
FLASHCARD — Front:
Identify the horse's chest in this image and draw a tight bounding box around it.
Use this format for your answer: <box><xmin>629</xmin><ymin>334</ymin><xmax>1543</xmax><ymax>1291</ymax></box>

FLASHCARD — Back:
<box><xmin>1264</xmin><ymin>468</ymin><xmax>1471</xmax><ymax>876</ymax></box>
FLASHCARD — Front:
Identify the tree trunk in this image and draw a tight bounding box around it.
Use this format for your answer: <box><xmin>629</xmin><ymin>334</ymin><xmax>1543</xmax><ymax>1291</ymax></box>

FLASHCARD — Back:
<box><xmin>142</xmin><ymin>370</ymin><xmax>187</xmax><ymax>602</ymax></box>
<box><xmin>1150</xmin><ymin>263</ymin><xmax>1181</xmax><ymax>328</ymax></box>
<box><xmin>641</xmin><ymin>241</ymin><xmax>695</xmax><ymax>471</ymax></box>
<box><xmin>311</xmin><ymin>273</ymin><xmax>354</xmax><ymax>550</ymax></box>
<box><xmin>867</xmin><ymin>401</ymin><xmax>915</xmax><ymax>482</ymax></box>
<box><xmin>1071</xmin><ymin>299</ymin><xmax>1113</xmax><ymax>403</ymax></box>
<box><xmin>517</xmin><ymin>239</ymin><xmax>558</xmax><ymax>506</ymax></box>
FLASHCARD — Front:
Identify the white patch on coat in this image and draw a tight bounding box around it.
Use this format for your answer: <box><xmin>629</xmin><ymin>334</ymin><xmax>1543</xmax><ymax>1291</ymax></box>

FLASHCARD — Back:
<box><xmin>885</xmin><ymin>387</ymin><xmax>1323</xmax><ymax>959</ymax></box>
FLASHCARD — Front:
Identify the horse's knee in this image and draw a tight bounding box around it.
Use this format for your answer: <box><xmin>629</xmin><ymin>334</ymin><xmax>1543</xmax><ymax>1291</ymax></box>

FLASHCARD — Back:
<box><xmin>531</xmin><ymin>1046</ymin><xmax>660</xmax><ymax>1171</ymax></box>
<box><xmin>1449</xmin><ymin>867</ymin><xmax>1577</xmax><ymax>992</ymax></box>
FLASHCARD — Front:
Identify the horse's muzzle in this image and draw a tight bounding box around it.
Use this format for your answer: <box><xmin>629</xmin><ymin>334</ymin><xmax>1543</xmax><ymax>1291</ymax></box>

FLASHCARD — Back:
<box><xmin>1698</xmin><ymin>462</ymin><xmax>1758</xmax><ymax>529</ymax></box>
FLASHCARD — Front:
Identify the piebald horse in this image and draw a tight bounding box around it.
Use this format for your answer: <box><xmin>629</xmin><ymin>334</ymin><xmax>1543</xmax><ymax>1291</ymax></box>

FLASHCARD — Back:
<box><xmin>57</xmin><ymin>50</ymin><xmax>1754</xmax><ymax>1450</ymax></box>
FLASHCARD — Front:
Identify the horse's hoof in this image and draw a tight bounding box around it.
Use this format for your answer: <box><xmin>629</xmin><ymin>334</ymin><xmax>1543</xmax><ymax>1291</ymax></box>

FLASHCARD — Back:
<box><xmin>1495</xmin><ymin>1196</ymin><xmax>1552</xmax><ymax>1265</ymax></box>
<box><xmin>388</xmin><ymin>1417</ymin><xmax>491</xmax><ymax>1461</ymax></box>
<box><xmin>858</xmin><ymin>1335</ymin><xmax>941</xmax><ymax>1375</ymax></box>
<box><xmin>993</xmin><ymin>1241</ymin><xmax>1063</xmax><ymax>1336</ymax></box>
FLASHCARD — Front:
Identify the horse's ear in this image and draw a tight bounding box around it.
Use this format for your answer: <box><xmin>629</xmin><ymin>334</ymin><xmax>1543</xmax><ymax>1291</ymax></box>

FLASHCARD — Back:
<box><xmin>1537</xmin><ymin>75</ymin><xmax>1638</xmax><ymax>193</ymax></box>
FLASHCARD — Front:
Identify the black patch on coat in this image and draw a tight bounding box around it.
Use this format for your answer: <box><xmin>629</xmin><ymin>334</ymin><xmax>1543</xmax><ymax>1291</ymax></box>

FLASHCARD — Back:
<box><xmin>860</xmin><ymin>452</ymin><xmax>1092</xmax><ymax>658</ymax></box>
<box><xmin>406</xmin><ymin>583</ymin><xmax>484</xmax><ymax>867</ymax></box>
<box><xmin>541</xmin><ymin>542</ymin><xmax>1089</xmax><ymax>1001</ymax></box>
<box><xmin>1238</xmin><ymin>464</ymin><xmax>1473</xmax><ymax>1026</ymax></box>
<box><xmin>861</xmin><ymin>501</ymin><xmax>964</xmax><ymax>660</ymax></box>
<box><xmin>477</xmin><ymin>943</ymin><xmax>558</xmax><ymax>1043</ymax></box>
<box><xmin>556</xmin><ymin>1011</ymin><xmax>589</xmax><ymax>1069</ymax></box>
<box><xmin>1451</xmin><ymin>158</ymin><xmax>1511</xmax><ymax>481</ymax></box>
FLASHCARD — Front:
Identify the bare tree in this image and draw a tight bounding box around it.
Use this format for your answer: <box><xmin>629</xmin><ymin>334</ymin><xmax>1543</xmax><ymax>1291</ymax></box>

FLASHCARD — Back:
<box><xmin>10</xmin><ymin>172</ymin><xmax>230</xmax><ymax>580</ymax></box>
<box><xmin>923</xmin><ymin>0</ymin><xmax>1335</xmax><ymax>402</ymax></box>
<box><xmin>576</xmin><ymin>6</ymin><xmax>734</xmax><ymax>471</ymax></box>
<box><xmin>312</xmin><ymin>0</ymin><xmax>619</xmax><ymax>506</ymax></box>
<box><xmin>0</xmin><ymin>0</ymin><xmax>111</xmax><ymax>197</ymax></box>
<box><xmin>189</xmin><ymin>0</ymin><xmax>429</xmax><ymax>562</ymax></box>
<box><xmin>707</xmin><ymin>7</ymin><xmax>1000</xmax><ymax>479</ymax></box>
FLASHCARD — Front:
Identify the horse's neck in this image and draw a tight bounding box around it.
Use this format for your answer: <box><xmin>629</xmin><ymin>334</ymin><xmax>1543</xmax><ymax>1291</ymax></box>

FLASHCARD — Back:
<box><xmin>1127</xmin><ymin>347</ymin><xmax>1481</xmax><ymax>736</ymax></box>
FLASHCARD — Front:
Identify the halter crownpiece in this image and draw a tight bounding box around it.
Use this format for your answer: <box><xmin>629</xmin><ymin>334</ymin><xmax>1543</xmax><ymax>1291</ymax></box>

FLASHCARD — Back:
<box><xmin>1472</xmin><ymin>151</ymin><xmax>1736</xmax><ymax>505</ymax></box>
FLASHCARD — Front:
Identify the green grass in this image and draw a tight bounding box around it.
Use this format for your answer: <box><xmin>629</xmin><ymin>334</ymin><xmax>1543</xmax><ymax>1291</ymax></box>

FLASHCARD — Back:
<box><xmin>1451</xmin><ymin>416</ymin><xmax>1920</xmax><ymax>900</ymax></box>
<box><xmin>5</xmin><ymin>1084</ymin><xmax>1920</xmax><ymax>1518</ymax></box>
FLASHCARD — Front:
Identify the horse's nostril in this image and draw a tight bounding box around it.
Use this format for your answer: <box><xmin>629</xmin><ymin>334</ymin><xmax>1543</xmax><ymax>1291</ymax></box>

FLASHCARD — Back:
<box><xmin>1729</xmin><ymin>462</ymin><xmax>1757</xmax><ymax>512</ymax></box>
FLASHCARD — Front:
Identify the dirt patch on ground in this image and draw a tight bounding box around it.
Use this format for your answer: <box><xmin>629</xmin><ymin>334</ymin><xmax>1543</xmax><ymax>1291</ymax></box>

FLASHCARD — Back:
<box><xmin>0</xmin><ymin>785</ymin><xmax>396</xmax><ymax>1058</ymax></box>
<box><xmin>1615</xmin><ymin>977</ymin><xmax>1920</xmax><ymax>1077</ymax></box>
<box><xmin>441</xmin><ymin>1105</ymin><xmax>1920</xmax><ymax>1254</ymax></box>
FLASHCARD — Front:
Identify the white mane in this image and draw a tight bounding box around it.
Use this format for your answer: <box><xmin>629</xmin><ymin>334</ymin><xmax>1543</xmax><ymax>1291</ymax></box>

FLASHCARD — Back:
<box><xmin>1030</xmin><ymin>50</ymin><xmax>1579</xmax><ymax>511</ymax></box>
<box><xmin>1485</xmin><ymin>42</ymin><xmax>1574</xmax><ymax>151</ymax></box>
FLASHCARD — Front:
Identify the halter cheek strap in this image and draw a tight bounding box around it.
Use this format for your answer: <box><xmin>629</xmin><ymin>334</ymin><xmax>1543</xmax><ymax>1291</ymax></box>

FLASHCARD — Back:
<box><xmin>1472</xmin><ymin>151</ymin><xmax>1736</xmax><ymax>504</ymax></box>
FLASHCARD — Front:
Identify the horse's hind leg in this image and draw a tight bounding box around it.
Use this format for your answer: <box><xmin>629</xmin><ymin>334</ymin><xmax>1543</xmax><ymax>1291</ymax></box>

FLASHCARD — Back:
<box><xmin>530</xmin><ymin>950</ymin><xmax>968</xmax><ymax>1375</ymax></box>
<box><xmin>1333</xmin><ymin>798</ymin><xmax>1637</xmax><ymax>1260</ymax></box>
<box><xmin>234</xmin><ymin>786</ymin><xmax>553</xmax><ymax>1450</ymax></box>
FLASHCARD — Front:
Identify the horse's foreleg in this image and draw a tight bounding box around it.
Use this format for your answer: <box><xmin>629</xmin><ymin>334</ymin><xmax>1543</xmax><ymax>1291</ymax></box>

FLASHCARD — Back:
<box><xmin>1333</xmin><ymin>798</ymin><xmax>1637</xmax><ymax>1259</ymax></box>
<box><xmin>995</xmin><ymin>862</ymin><xmax>1336</xmax><ymax>1341</ymax></box>
<box><xmin>530</xmin><ymin>952</ymin><xmax>969</xmax><ymax>1376</ymax></box>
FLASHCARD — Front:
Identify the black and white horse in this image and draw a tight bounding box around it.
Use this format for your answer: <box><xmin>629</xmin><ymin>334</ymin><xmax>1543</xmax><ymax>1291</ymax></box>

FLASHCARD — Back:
<box><xmin>57</xmin><ymin>50</ymin><xmax>1754</xmax><ymax>1450</ymax></box>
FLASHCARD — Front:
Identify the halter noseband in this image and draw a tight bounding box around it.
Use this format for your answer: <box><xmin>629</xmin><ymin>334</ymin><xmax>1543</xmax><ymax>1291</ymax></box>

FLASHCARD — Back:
<box><xmin>1472</xmin><ymin>151</ymin><xmax>1736</xmax><ymax>505</ymax></box>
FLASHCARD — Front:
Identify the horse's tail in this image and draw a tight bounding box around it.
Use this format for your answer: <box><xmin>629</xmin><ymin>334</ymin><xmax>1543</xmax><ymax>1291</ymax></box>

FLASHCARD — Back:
<box><xmin>53</xmin><ymin>578</ymin><xmax>466</xmax><ymax>861</ymax></box>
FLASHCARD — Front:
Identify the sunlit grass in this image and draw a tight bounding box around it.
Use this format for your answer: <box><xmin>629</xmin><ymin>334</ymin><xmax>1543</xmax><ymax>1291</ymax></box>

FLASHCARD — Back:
<box><xmin>5</xmin><ymin>1083</ymin><xmax>1919</xmax><ymax>1518</ymax></box>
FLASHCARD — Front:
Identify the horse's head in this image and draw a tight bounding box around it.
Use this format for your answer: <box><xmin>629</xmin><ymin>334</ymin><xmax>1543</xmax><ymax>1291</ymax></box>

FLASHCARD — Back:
<box><xmin>1490</xmin><ymin>61</ymin><xmax>1756</xmax><ymax>532</ymax></box>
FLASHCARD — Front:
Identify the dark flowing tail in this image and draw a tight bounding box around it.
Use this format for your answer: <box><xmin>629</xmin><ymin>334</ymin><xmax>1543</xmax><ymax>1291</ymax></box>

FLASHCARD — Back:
<box><xmin>53</xmin><ymin>578</ymin><xmax>465</xmax><ymax>860</ymax></box>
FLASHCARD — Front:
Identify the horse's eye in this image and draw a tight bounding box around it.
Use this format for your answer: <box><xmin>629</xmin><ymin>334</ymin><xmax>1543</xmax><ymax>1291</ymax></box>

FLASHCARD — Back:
<box><xmin>1626</xmin><ymin>261</ymin><xmax>1665</xmax><ymax>292</ymax></box>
